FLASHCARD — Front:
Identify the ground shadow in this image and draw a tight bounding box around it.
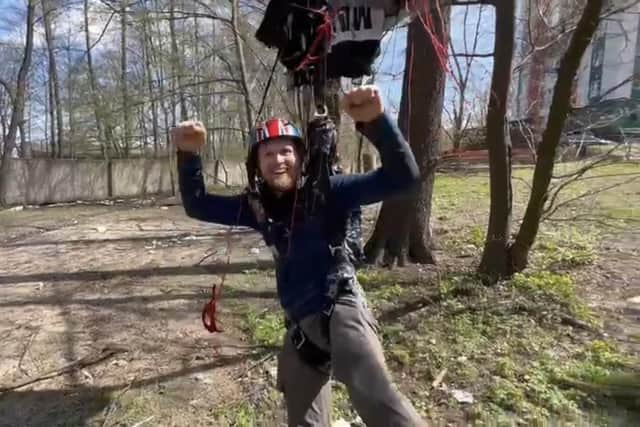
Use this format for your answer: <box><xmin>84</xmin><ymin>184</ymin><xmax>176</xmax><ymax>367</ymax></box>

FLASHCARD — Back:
<box><xmin>0</xmin><ymin>229</ymin><xmax>256</xmax><ymax>249</ymax></box>
<box><xmin>0</xmin><ymin>288</ymin><xmax>278</xmax><ymax>309</ymax></box>
<box><xmin>0</xmin><ymin>260</ymin><xmax>275</xmax><ymax>285</ymax></box>
<box><xmin>0</xmin><ymin>352</ymin><xmax>265</xmax><ymax>427</ymax></box>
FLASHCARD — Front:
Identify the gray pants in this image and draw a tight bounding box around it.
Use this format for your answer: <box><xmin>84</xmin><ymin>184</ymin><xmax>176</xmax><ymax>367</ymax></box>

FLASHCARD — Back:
<box><xmin>277</xmin><ymin>293</ymin><xmax>426</xmax><ymax>427</ymax></box>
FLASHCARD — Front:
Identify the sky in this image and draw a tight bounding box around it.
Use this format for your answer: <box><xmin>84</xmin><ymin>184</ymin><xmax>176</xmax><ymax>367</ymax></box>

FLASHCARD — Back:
<box><xmin>374</xmin><ymin>5</ymin><xmax>495</xmax><ymax>122</ymax></box>
<box><xmin>0</xmin><ymin>0</ymin><xmax>496</xmax><ymax>127</ymax></box>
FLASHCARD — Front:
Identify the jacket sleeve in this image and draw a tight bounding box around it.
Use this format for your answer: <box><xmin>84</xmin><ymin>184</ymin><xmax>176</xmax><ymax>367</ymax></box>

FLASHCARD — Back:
<box><xmin>177</xmin><ymin>151</ymin><xmax>258</xmax><ymax>228</ymax></box>
<box><xmin>329</xmin><ymin>113</ymin><xmax>420</xmax><ymax>210</ymax></box>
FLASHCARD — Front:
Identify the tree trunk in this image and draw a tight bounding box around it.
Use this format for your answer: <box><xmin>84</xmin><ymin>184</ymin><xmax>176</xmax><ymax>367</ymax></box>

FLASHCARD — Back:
<box><xmin>510</xmin><ymin>0</ymin><xmax>605</xmax><ymax>271</ymax></box>
<box><xmin>121</xmin><ymin>0</ymin><xmax>131</xmax><ymax>156</ymax></box>
<box><xmin>231</xmin><ymin>0</ymin><xmax>253</xmax><ymax>135</ymax></box>
<box><xmin>19</xmin><ymin>84</ymin><xmax>31</xmax><ymax>158</ymax></box>
<box><xmin>42</xmin><ymin>0</ymin><xmax>64</xmax><ymax>158</ymax></box>
<box><xmin>478</xmin><ymin>0</ymin><xmax>516</xmax><ymax>281</ymax></box>
<box><xmin>84</xmin><ymin>0</ymin><xmax>109</xmax><ymax>159</ymax></box>
<box><xmin>364</xmin><ymin>8</ymin><xmax>449</xmax><ymax>267</ymax></box>
<box><xmin>169</xmin><ymin>0</ymin><xmax>188</xmax><ymax>121</ymax></box>
<box><xmin>0</xmin><ymin>0</ymin><xmax>35</xmax><ymax>206</ymax></box>
<box><xmin>66</xmin><ymin>47</ymin><xmax>75</xmax><ymax>158</ymax></box>
<box><xmin>47</xmin><ymin>76</ymin><xmax>56</xmax><ymax>157</ymax></box>
<box><xmin>142</xmin><ymin>10</ymin><xmax>159</xmax><ymax>156</ymax></box>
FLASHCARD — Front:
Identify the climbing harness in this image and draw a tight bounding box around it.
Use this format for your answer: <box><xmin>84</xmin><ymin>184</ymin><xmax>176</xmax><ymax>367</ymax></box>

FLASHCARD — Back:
<box><xmin>201</xmin><ymin>0</ymin><xmax>448</xmax><ymax>336</ymax></box>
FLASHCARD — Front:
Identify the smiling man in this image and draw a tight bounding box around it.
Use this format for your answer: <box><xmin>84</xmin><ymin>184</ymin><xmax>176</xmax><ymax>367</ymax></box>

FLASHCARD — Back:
<box><xmin>172</xmin><ymin>86</ymin><xmax>426</xmax><ymax>426</ymax></box>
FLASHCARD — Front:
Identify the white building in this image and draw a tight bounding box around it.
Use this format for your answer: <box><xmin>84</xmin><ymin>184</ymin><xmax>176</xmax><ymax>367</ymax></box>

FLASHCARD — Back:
<box><xmin>510</xmin><ymin>0</ymin><xmax>640</xmax><ymax>132</ymax></box>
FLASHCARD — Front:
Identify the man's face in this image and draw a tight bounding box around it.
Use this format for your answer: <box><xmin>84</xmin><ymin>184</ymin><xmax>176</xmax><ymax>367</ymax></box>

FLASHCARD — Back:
<box><xmin>257</xmin><ymin>138</ymin><xmax>300</xmax><ymax>194</ymax></box>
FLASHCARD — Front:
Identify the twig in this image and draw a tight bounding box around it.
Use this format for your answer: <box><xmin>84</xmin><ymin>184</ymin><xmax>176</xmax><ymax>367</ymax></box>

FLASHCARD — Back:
<box><xmin>233</xmin><ymin>351</ymin><xmax>277</xmax><ymax>380</ymax></box>
<box><xmin>560</xmin><ymin>315</ymin><xmax>597</xmax><ymax>332</ymax></box>
<box><xmin>131</xmin><ymin>416</ymin><xmax>155</xmax><ymax>427</ymax></box>
<box><xmin>431</xmin><ymin>368</ymin><xmax>448</xmax><ymax>389</ymax></box>
<box><xmin>546</xmin><ymin>213</ymin><xmax>640</xmax><ymax>225</ymax></box>
<box><xmin>0</xmin><ymin>346</ymin><xmax>127</xmax><ymax>393</ymax></box>
<box><xmin>195</xmin><ymin>249</ymin><xmax>219</xmax><ymax>266</ymax></box>
<box><xmin>18</xmin><ymin>328</ymin><xmax>40</xmax><ymax>376</ymax></box>
<box><xmin>543</xmin><ymin>175</ymin><xmax>640</xmax><ymax>220</ymax></box>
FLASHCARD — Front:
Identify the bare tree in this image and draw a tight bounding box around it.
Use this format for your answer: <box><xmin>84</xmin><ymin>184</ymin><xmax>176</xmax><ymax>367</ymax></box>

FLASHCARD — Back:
<box><xmin>42</xmin><ymin>0</ymin><xmax>64</xmax><ymax>158</ymax></box>
<box><xmin>478</xmin><ymin>0</ymin><xmax>515</xmax><ymax>279</ymax></box>
<box><xmin>232</xmin><ymin>0</ymin><xmax>254</xmax><ymax>136</ymax></box>
<box><xmin>510</xmin><ymin>0</ymin><xmax>607</xmax><ymax>272</ymax></box>
<box><xmin>0</xmin><ymin>0</ymin><xmax>35</xmax><ymax>206</ymax></box>
<box><xmin>121</xmin><ymin>0</ymin><xmax>131</xmax><ymax>156</ymax></box>
<box><xmin>365</xmin><ymin>5</ymin><xmax>450</xmax><ymax>266</ymax></box>
<box><xmin>169</xmin><ymin>0</ymin><xmax>188</xmax><ymax>122</ymax></box>
<box><xmin>446</xmin><ymin>4</ymin><xmax>486</xmax><ymax>151</ymax></box>
<box><xmin>84</xmin><ymin>0</ymin><xmax>112</xmax><ymax>158</ymax></box>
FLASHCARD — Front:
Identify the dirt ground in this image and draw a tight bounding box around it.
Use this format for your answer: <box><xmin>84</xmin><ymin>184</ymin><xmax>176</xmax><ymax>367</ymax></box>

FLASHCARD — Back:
<box><xmin>0</xmin><ymin>198</ymin><xmax>284</xmax><ymax>427</ymax></box>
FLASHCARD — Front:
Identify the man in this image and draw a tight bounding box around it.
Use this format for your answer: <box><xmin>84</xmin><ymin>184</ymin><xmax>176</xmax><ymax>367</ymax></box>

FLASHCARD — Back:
<box><xmin>173</xmin><ymin>86</ymin><xmax>425</xmax><ymax>426</ymax></box>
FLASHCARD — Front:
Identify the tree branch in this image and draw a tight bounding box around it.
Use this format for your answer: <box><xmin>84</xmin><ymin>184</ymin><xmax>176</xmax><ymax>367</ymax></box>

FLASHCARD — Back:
<box><xmin>453</xmin><ymin>52</ymin><xmax>494</xmax><ymax>57</ymax></box>
<box><xmin>0</xmin><ymin>79</ymin><xmax>14</xmax><ymax>105</ymax></box>
<box><xmin>591</xmin><ymin>74</ymin><xmax>636</xmax><ymax>103</ymax></box>
<box><xmin>449</xmin><ymin>0</ymin><xmax>494</xmax><ymax>5</ymax></box>
<box><xmin>543</xmin><ymin>175</ymin><xmax>639</xmax><ymax>220</ymax></box>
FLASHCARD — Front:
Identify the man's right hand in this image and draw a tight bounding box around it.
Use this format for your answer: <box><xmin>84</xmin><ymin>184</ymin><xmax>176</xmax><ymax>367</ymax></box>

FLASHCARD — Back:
<box><xmin>171</xmin><ymin>120</ymin><xmax>206</xmax><ymax>153</ymax></box>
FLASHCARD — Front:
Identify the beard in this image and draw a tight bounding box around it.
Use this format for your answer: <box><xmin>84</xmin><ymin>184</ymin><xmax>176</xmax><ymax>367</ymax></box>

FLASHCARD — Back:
<box><xmin>265</xmin><ymin>172</ymin><xmax>297</xmax><ymax>193</ymax></box>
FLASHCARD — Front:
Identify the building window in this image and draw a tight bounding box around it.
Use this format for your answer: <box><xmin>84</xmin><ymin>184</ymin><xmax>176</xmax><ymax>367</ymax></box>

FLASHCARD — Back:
<box><xmin>588</xmin><ymin>27</ymin><xmax>606</xmax><ymax>102</ymax></box>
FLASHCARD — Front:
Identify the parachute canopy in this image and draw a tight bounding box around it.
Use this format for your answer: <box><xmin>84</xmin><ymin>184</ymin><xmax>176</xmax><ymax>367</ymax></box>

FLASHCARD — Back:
<box><xmin>255</xmin><ymin>0</ymin><xmax>411</xmax><ymax>82</ymax></box>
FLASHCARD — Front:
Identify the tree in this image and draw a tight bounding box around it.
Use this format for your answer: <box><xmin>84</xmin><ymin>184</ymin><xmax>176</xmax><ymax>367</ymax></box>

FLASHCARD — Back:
<box><xmin>120</xmin><ymin>0</ymin><xmax>131</xmax><ymax>156</ymax></box>
<box><xmin>477</xmin><ymin>0</ymin><xmax>515</xmax><ymax>279</ymax></box>
<box><xmin>232</xmin><ymin>0</ymin><xmax>254</xmax><ymax>136</ymax></box>
<box><xmin>0</xmin><ymin>0</ymin><xmax>35</xmax><ymax>206</ymax></box>
<box><xmin>479</xmin><ymin>0</ymin><xmax>607</xmax><ymax>279</ymax></box>
<box><xmin>365</xmin><ymin>5</ymin><xmax>450</xmax><ymax>266</ymax></box>
<box><xmin>42</xmin><ymin>0</ymin><xmax>64</xmax><ymax>158</ymax></box>
<box><xmin>510</xmin><ymin>0</ymin><xmax>606</xmax><ymax>272</ymax></box>
<box><xmin>84</xmin><ymin>0</ymin><xmax>112</xmax><ymax>158</ymax></box>
<box><xmin>446</xmin><ymin>4</ymin><xmax>487</xmax><ymax>151</ymax></box>
<box><xmin>169</xmin><ymin>0</ymin><xmax>188</xmax><ymax>122</ymax></box>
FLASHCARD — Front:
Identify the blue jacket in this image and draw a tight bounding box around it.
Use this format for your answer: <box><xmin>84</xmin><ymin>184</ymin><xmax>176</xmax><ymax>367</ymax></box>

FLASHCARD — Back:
<box><xmin>177</xmin><ymin>113</ymin><xmax>419</xmax><ymax>322</ymax></box>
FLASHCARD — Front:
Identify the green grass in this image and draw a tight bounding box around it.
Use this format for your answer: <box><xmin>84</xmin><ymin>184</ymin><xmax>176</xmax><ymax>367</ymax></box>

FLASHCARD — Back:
<box><xmin>532</xmin><ymin>227</ymin><xmax>598</xmax><ymax>270</ymax></box>
<box><xmin>356</xmin><ymin>265</ymin><xmax>639</xmax><ymax>423</ymax></box>
<box><xmin>228</xmin><ymin>160</ymin><xmax>639</xmax><ymax>424</ymax></box>
<box><xmin>243</xmin><ymin>309</ymin><xmax>285</xmax><ymax>347</ymax></box>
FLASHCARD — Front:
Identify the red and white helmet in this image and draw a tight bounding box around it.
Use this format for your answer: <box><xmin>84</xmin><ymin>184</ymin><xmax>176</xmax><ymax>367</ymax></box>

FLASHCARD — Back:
<box><xmin>248</xmin><ymin>118</ymin><xmax>302</xmax><ymax>149</ymax></box>
<box><xmin>245</xmin><ymin>118</ymin><xmax>303</xmax><ymax>187</ymax></box>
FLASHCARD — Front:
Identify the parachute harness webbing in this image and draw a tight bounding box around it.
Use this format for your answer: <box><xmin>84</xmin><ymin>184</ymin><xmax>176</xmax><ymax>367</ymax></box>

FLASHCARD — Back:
<box><xmin>202</xmin><ymin>0</ymin><xmax>450</xmax><ymax>334</ymax></box>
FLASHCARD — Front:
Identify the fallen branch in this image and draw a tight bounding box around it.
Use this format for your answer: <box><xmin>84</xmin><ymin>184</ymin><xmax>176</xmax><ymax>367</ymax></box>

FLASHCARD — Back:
<box><xmin>233</xmin><ymin>351</ymin><xmax>277</xmax><ymax>380</ymax></box>
<box><xmin>557</xmin><ymin>374</ymin><xmax>640</xmax><ymax>398</ymax></box>
<box><xmin>131</xmin><ymin>416</ymin><xmax>155</xmax><ymax>427</ymax></box>
<box><xmin>0</xmin><ymin>346</ymin><xmax>128</xmax><ymax>393</ymax></box>
<box><xmin>559</xmin><ymin>314</ymin><xmax>597</xmax><ymax>332</ymax></box>
<box><xmin>18</xmin><ymin>328</ymin><xmax>40</xmax><ymax>376</ymax></box>
<box><xmin>431</xmin><ymin>368</ymin><xmax>448</xmax><ymax>389</ymax></box>
<box><xmin>195</xmin><ymin>249</ymin><xmax>219</xmax><ymax>266</ymax></box>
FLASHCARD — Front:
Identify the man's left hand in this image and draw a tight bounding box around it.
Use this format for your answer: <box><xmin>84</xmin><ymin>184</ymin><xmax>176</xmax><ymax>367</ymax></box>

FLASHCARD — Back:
<box><xmin>341</xmin><ymin>85</ymin><xmax>384</xmax><ymax>124</ymax></box>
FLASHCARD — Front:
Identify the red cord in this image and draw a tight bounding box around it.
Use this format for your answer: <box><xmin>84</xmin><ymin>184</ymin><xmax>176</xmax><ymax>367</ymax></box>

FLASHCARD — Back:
<box><xmin>201</xmin><ymin>203</ymin><xmax>244</xmax><ymax>333</ymax></box>
<box><xmin>406</xmin><ymin>0</ymin><xmax>450</xmax><ymax>74</ymax></box>
<box><xmin>294</xmin><ymin>8</ymin><xmax>338</xmax><ymax>72</ymax></box>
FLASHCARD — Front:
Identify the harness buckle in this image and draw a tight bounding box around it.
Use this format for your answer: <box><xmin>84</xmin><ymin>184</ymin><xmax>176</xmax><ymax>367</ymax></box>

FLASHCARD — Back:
<box><xmin>328</xmin><ymin>244</ymin><xmax>342</xmax><ymax>256</ymax></box>
<box><xmin>292</xmin><ymin>327</ymin><xmax>307</xmax><ymax>350</ymax></box>
<box><xmin>314</xmin><ymin>104</ymin><xmax>328</xmax><ymax>118</ymax></box>
<box><xmin>321</xmin><ymin>304</ymin><xmax>335</xmax><ymax>317</ymax></box>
